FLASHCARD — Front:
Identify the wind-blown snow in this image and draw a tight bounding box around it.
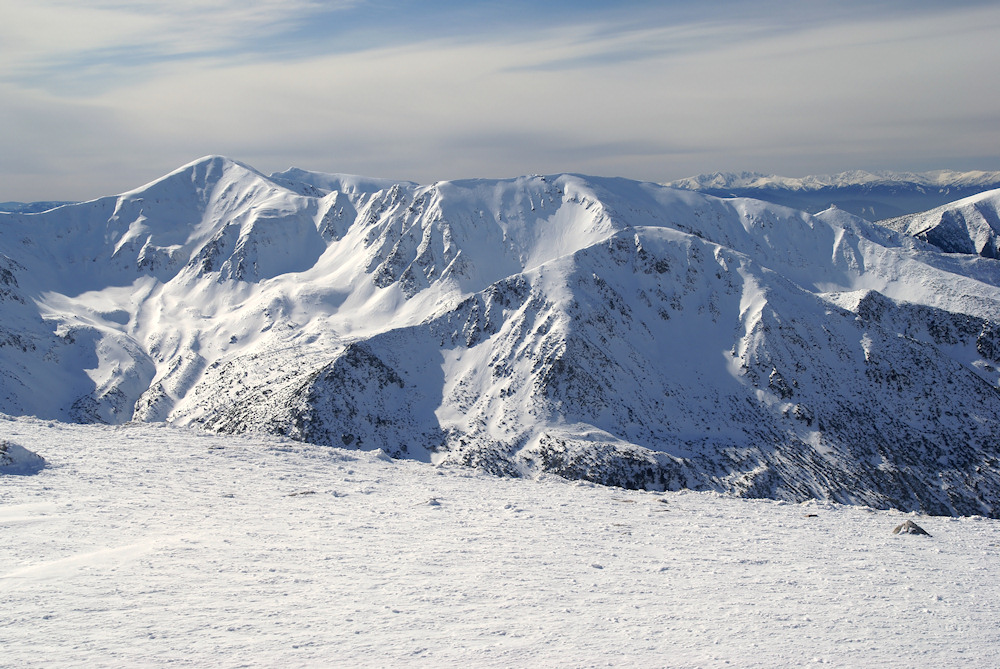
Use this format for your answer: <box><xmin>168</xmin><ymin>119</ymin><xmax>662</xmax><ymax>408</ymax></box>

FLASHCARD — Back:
<box><xmin>881</xmin><ymin>189</ymin><xmax>1000</xmax><ymax>258</ymax></box>
<box><xmin>2</xmin><ymin>417</ymin><xmax>999</xmax><ymax>667</ymax></box>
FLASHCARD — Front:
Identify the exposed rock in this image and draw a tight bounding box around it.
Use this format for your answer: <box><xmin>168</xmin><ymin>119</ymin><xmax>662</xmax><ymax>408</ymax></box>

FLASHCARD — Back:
<box><xmin>0</xmin><ymin>440</ymin><xmax>45</xmax><ymax>475</ymax></box>
<box><xmin>892</xmin><ymin>520</ymin><xmax>931</xmax><ymax>536</ymax></box>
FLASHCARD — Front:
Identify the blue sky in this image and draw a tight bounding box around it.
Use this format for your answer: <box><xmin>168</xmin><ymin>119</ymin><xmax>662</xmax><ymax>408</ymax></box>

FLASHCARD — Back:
<box><xmin>2</xmin><ymin>0</ymin><xmax>999</xmax><ymax>201</ymax></box>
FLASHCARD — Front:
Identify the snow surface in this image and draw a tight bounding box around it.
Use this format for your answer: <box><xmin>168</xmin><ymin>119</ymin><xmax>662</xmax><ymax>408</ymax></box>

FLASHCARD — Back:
<box><xmin>2</xmin><ymin>417</ymin><xmax>1000</xmax><ymax>667</ymax></box>
<box><xmin>665</xmin><ymin>170</ymin><xmax>1000</xmax><ymax>220</ymax></box>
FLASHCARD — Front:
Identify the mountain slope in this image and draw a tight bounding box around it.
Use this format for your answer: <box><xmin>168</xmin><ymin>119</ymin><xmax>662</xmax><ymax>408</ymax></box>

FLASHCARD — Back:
<box><xmin>880</xmin><ymin>188</ymin><xmax>1000</xmax><ymax>258</ymax></box>
<box><xmin>4</xmin><ymin>157</ymin><xmax>1000</xmax><ymax>516</ymax></box>
<box><xmin>0</xmin><ymin>201</ymin><xmax>75</xmax><ymax>214</ymax></box>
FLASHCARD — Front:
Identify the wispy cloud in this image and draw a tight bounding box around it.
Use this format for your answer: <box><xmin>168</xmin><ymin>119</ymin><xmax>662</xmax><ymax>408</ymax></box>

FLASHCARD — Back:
<box><xmin>2</xmin><ymin>0</ymin><xmax>999</xmax><ymax>200</ymax></box>
<box><xmin>0</xmin><ymin>0</ymin><xmax>356</xmax><ymax>91</ymax></box>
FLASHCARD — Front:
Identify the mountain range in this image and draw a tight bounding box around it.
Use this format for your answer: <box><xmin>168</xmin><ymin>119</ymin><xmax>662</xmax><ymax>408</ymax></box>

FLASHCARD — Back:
<box><xmin>666</xmin><ymin>169</ymin><xmax>1000</xmax><ymax>221</ymax></box>
<box><xmin>4</xmin><ymin>156</ymin><xmax>1000</xmax><ymax>517</ymax></box>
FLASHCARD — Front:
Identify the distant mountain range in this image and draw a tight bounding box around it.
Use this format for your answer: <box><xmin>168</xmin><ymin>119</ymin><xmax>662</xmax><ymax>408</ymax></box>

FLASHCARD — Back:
<box><xmin>0</xmin><ymin>201</ymin><xmax>75</xmax><ymax>214</ymax></box>
<box><xmin>665</xmin><ymin>169</ymin><xmax>1000</xmax><ymax>221</ymax></box>
<box><xmin>4</xmin><ymin>157</ymin><xmax>1000</xmax><ymax>517</ymax></box>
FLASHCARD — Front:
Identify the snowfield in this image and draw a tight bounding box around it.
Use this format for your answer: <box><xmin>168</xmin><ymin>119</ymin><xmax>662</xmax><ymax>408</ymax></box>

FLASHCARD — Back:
<box><xmin>3</xmin><ymin>417</ymin><xmax>1000</xmax><ymax>667</ymax></box>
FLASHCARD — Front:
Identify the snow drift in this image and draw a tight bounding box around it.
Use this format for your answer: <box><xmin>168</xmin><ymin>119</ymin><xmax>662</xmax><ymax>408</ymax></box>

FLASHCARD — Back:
<box><xmin>4</xmin><ymin>156</ymin><xmax>1000</xmax><ymax>516</ymax></box>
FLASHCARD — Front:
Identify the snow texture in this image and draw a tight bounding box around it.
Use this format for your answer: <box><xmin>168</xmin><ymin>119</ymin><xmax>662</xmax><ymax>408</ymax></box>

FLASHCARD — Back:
<box><xmin>4</xmin><ymin>157</ymin><xmax>1000</xmax><ymax>516</ymax></box>
<box><xmin>2</xmin><ymin>417</ymin><xmax>1000</xmax><ymax>667</ymax></box>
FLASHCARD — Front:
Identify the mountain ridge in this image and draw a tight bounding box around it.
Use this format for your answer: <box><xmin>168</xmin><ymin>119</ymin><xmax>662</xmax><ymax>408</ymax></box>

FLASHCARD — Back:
<box><xmin>4</xmin><ymin>156</ymin><xmax>1000</xmax><ymax>516</ymax></box>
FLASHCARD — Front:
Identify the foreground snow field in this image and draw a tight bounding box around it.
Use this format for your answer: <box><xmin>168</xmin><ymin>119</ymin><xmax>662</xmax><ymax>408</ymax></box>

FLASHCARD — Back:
<box><xmin>3</xmin><ymin>417</ymin><xmax>1000</xmax><ymax>667</ymax></box>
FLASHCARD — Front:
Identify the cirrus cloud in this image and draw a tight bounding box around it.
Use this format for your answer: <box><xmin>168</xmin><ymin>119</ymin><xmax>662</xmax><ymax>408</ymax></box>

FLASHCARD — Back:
<box><xmin>2</xmin><ymin>0</ymin><xmax>999</xmax><ymax>200</ymax></box>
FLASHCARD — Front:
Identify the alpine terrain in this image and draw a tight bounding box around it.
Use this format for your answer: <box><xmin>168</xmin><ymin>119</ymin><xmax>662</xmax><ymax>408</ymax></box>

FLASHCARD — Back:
<box><xmin>4</xmin><ymin>156</ymin><xmax>1000</xmax><ymax>517</ymax></box>
<box><xmin>880</xmin><ymin>188</ymin><xmax>1000</xmax><ymax>259</ymax></box>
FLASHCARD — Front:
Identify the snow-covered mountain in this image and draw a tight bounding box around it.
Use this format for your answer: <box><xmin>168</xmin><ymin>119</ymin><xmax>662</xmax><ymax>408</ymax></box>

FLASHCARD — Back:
<box><xmin>4</xmin><ymin>156</ymin><xmax>1000</xmax><ymax>516</ymax></box>
<box><xmin>666</xmin><ymin>169</ymin><xmax>1000</xmax><ymax>221</ymax></box>
<box><xmin>880</xmin><ymin>188</ymin><xmax>1000</xmax><ymax>258</ymax></box>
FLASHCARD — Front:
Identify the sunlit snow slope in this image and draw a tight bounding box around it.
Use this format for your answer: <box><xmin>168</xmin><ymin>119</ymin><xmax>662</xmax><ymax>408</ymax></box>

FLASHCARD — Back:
<box><xmin>881</xmin><ymin>188</ymin><xmax>1000</xmax><ymax>258</ymax></box>
<box><xmin>4</xmin><ymin>156</ymin><xmax>1000</xmax><ymax>516</ymax></box>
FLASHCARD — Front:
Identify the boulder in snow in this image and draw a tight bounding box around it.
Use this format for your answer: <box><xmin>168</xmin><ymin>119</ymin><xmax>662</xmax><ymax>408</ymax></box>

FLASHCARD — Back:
<box><xmin>0</xmin><ymin>440</ymin><xmax>45</xmax><ymax>475</ymax></box>
<box><xmin>892</xmin><ymin>520</ymin><xmax>931</xmax><ymax>536</ymax></box>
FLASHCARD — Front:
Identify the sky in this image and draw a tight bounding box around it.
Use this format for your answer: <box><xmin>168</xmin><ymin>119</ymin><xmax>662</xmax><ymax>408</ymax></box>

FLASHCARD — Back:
<box><xmin>2</xmin><ymin>0</ymin><xmax>1000</xmax><ymax>202</ymax></box>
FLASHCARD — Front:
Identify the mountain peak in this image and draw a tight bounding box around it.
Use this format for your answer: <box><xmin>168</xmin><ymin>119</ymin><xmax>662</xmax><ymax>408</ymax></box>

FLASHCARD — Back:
<box><xmin>268</xmin><ymin>167</ymin><xmax>416</xmax><ymax>196</ymax></box>
<box><xmin>121</xmin><ymin>155</ymin><xmax>266</xmax><ymax>197</ymax></box>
